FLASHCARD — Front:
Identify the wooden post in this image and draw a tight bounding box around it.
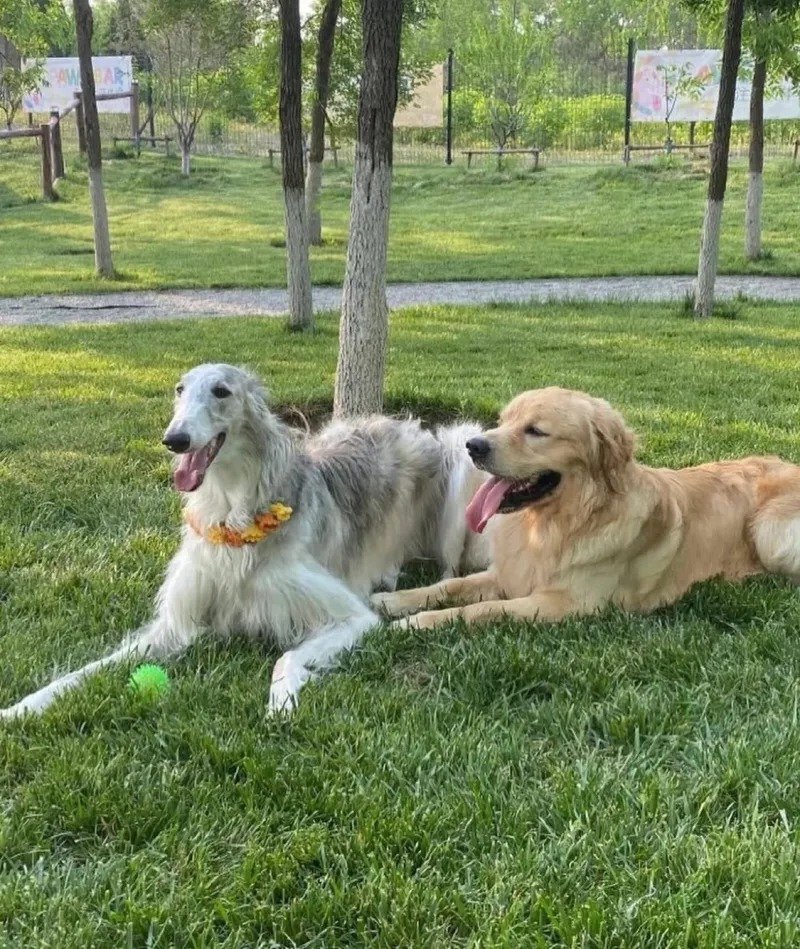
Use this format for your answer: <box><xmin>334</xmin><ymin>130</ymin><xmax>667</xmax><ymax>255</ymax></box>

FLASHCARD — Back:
<box><xmin>623</xmin><ymin>37</ymin><xmax>634</xmax><ymax>162</ymax></box>
<box><xmin>130</xmin><ymin>79</ymin><xmax>140</xmax><ymax>154</ymax></box>
<box><xmin>74</xmin><ymin>92</ymin><xmax>87</xmax><ymax>156</ymax></box>
<box><xmin>40</xmin><ymin>124</ymin><xmax>55</xmax><ymax>200</ymax></box>
<box><xmin>50</xmin><ymin>108</ymin><xmax>65</xmax><ymax>180</ymax></box>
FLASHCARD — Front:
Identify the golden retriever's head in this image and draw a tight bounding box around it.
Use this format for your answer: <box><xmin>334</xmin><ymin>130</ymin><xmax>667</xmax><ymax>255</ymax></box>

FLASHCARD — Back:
<box><xmin>465</xmin><ymin>388</ymin><xmax>636</xmax><ymax>532</ymax></box>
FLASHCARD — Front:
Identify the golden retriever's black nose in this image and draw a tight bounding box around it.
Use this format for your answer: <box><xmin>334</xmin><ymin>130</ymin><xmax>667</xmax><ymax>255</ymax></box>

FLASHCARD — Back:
<box><xmin>162</xmin><ymin>432</ymin><xmax>191</xmax><ymax>453</ymax></box>
<box><xmin>466</xmin><ymin>436</ymin><xmax>491</xmax><ymax>461</ymax></box>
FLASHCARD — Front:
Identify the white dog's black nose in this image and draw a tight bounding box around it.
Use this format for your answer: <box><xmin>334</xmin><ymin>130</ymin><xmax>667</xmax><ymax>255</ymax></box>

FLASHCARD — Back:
<box><xmin>163</xmin><ymin>432</ymin><xmax>191</xmax><ymax>453</ymax></box>
<box><xmin>466</xmin><ymin>436</ymin><xmax>491</xmax><ymax>461</ymax></box>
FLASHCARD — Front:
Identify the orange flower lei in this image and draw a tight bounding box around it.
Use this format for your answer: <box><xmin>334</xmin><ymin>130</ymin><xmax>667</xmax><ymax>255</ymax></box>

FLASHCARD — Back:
<box><xmin>184</xmin><ymin>502</ymin><xmax>293</xmax><ymax>548</ymax></box>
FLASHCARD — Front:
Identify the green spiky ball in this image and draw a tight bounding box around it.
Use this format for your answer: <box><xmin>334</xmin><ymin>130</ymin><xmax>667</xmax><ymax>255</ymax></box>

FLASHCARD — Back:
<box><xmin>128</xmin><ymin>663</ymin><xmax>170</xmax><ymax>698</ymax></box>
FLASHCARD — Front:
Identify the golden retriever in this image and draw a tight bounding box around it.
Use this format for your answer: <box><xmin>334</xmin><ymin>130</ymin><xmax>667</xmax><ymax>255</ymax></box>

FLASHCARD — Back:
<box><xmin>372</xmin><ymin>387</ymin><xmax>800</xmax><ymax>629</ymax></box>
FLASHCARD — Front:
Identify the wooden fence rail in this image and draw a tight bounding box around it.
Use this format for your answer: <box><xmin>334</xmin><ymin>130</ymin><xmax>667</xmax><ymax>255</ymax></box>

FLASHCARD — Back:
<box><xmin>7</xmin><ymin>78</ymin><xmax>147</xmax><ymax>200</ymax></box>
<box><xmin>0</xmin><ymin>124</ymin><xmax>55</xmax><ymax>199</ymax></box>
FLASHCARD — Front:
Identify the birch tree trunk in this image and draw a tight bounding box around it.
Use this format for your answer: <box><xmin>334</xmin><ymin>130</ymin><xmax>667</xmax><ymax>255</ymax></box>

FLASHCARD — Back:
<box><xmin>333</xmin><ymin>0</ymin><xmax>403</xmax><ymax>417</ymax></box>
<box><xmin>306</xmin><ymin>0</ymin><xmax>341</xmax><ymax>245</ymax></box>
<box><xmin>694</xmin><ymin>0</ymin><xmax>744</xmax><ymax>319</ymax></box>
<box><xmin>74</xmin><ymin>0</ymin><xmax>114</xmax><ymax>278</ymax></box>
<box><xmin>279</xmin><ymin>0</ymin><xmax>313</xmax><ymax>331</ymax></box>
<box><xmin>745</xmin><ymin>57</ymin><xmax>767</xmax><ymax>262</ymax></box>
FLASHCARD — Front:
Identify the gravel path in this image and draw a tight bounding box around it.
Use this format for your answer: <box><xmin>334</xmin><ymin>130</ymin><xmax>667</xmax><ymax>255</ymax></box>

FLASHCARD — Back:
<box><xmin>2</xmin><ymin>275</ymin><xmax>800</xmax><ymax>326</ymax></box>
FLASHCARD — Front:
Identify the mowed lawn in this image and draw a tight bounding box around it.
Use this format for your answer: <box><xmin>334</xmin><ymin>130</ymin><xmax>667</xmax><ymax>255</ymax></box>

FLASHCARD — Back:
<box><xmin>1</xmin><ymin>144</ymin><xmax>800</xmax><ymax>297</ymax></box>
<box><xmin>3</xmin><ymin>303</ymin><xmax>800</xmax><ymax>944</ymax></box>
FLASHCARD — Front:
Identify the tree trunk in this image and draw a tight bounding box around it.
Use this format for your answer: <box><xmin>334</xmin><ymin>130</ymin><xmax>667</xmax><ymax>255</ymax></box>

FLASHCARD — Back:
<box><xmin>279</xmin><ymin>0</ymin><xmax>313</xmax><ymax>331</ymax></box>
<box><xmin>333</xmin><ymin>0</ymin><xmax>403</xmax><ymax>417</ymax></box>
<box><xmin>73</xmin><ymin>0</ymin><xmax>114</xmax><ymax>277</ymax></box>
<box><xmin>745</xmin><ymin>57</ymin><xmax>767</xmax><ymax>262</ymax></box>
<box><xmin>305</xmin><ymin>0</ymin><xmax>341</xmax><ymax>245</ymax></box>
<box><xmin>181</xmin><ymin>139</ymin><xmax>191</xmax><ymax>176</ymax></box>
<box><xmin>694</xmin><ymin>0</ymin><xmax>744</xmax><ymax>319</ymax></box>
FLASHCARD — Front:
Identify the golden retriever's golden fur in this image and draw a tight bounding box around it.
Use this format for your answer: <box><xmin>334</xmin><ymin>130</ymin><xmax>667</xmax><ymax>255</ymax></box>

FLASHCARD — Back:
<box><xmin>372</xmin><ymin>387</ymin><xmax>800</xmax><ymax>629</ymax></box>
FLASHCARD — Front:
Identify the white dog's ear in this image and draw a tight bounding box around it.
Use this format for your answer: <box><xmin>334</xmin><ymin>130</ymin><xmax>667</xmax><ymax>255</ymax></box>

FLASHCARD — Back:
<box><xmin>589</xmin><ymin>400</ymin><xmax>635</xmax><ymax>492</ymax></box>
<box><xmin>242</xmin><ymin>371</ymin><xmax>270</xmax><ymax>422</ymax></box>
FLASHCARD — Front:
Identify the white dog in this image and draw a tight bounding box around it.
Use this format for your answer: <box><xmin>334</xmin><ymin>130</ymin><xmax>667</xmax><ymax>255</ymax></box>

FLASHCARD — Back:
<box><xmin>0</xmin><ymin>364</ymin><xmax>489</xmax><ymax>719</ymax></box>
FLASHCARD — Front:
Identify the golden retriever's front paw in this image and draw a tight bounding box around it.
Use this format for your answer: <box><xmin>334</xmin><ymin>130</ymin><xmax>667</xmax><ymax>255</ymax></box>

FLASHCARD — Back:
<box><xmin>371</xmin><ymin>590</ymin><xmax>414</xmax><ymax>618</ymax></box>
<box><xmin>392</xmin><ymin>610</ymin><xmax>449</xmax><ymax>631</ymax></box>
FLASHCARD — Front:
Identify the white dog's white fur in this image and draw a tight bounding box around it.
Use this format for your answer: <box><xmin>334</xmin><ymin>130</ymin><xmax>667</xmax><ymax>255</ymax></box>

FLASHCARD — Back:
<box><xmin>0</xmin><ymin>364</ymin><xmax>489</xmax><ymax>719</ymax></box>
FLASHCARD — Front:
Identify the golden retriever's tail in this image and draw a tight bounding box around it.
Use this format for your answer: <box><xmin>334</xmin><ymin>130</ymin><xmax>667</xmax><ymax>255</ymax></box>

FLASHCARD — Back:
<box><xmin>751</xmin><ymin>471</ymin><xmax>800</xmax><ymax>581</ymax></box>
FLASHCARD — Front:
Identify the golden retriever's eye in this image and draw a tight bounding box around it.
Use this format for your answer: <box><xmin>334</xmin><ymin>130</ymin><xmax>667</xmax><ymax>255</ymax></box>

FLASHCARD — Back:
<box><xmin>175</xmin><ymin>384</ymin><xmax>184</xmax><ymax>396</ymax></box>
<box><xmin>212</xmin><ymin>385</ymin><xmax>232</xmax><ymax>399</ymax></box>
<box><xmin>525</xmin><ymin>425</ymin><xmax>547</xmax><ymax>437</ymax></box>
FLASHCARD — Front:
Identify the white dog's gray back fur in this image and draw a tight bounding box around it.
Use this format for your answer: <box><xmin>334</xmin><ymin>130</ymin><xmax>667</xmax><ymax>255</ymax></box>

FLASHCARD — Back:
<box><xmin>302</xmin><ymin>416</ymin><xmax>444</xmax><ymax>593</ymax></box>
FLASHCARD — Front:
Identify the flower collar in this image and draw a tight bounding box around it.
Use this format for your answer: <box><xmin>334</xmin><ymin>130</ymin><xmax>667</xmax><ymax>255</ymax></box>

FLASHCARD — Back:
<box><xmin>184</xmin><ymin>502</ymin><xmax>293</xmax><ymax>547</ymax></box>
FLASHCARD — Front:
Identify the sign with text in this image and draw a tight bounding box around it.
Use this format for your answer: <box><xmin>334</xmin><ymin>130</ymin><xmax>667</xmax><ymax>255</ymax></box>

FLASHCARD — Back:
<box><xmin>632</xmin><ymin>49</ymin><xmax>800</xmax><ymax>123</ymax></box>
<box><xmin>23</xmin><ymin>56</ymin><xmax>133</xmax><ymax>114</ymax></box>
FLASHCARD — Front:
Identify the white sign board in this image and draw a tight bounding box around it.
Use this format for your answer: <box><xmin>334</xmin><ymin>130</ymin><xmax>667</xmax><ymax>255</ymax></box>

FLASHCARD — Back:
<box><xmin>632</xmin><ymin>49</ymin><xmax>800</xmax><ymax>123</ymax></box>
<box><xmin>23</xmin><ymin>56</ymin><xmax>133</xmax><ymax>114</ymax></box>
<box><xmin>395</xmin><ymin>64</ymin><xmax>444</xmax><ymax>129</ymax></box>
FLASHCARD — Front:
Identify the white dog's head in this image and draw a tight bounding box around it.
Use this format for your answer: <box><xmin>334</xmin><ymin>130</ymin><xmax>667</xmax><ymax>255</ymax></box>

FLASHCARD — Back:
<box><xmin>162</xmin><ymin>363</ymin><xmax>269</xmax><ymax>492</ymax></box>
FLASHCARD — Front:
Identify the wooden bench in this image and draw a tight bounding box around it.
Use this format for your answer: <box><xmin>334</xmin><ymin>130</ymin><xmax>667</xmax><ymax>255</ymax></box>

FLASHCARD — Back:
<box><xmin>623</xmin><ymin>142</ymin><xmax>709</xmax><ymax>165</ymax></box>
<box><xmin>462</xmin><ymin>147</ymin><xmax>541</xmax><ymax>170</ymax></box>
<box><xmin>268</xmin><ymin>145</ymin><xmax>340</xmax><ymax>168</ymax></box>
<box><xmin>113</xmin><ymin>135</ymin><xmax>172</xmax><ymax>156</ymax></box>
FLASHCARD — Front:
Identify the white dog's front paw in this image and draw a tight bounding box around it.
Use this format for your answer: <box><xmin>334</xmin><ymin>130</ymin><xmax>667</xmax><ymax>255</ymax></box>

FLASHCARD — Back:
<box><xmin>391</xmin><ymin>616</ymin><xmax>416</xmax><ymax>631</ymax></box>
<box><xmin>267</xmin><ymin>653</ymin><xmax>312</xmax><ymax>716</ymax></box>
<box><xmin>0</xmin><ymin>702</ymin><xmax>33</xmax><ymax>721</ymax></box>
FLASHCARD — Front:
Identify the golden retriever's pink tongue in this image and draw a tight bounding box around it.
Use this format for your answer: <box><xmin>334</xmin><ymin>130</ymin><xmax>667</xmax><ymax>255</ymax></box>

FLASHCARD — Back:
<box><xmin>174</xmin><ymin>449</ymin><xmax>209</xmax><ymax>492</ymax></box>
<box><xmin>466</xmin><ymin>476</ymin><xmax>513</xmax><ymax>533</ymax></box>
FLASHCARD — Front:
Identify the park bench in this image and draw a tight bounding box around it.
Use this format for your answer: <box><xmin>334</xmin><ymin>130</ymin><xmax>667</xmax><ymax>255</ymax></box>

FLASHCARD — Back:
<box><xmin>462</xmin><ymin>147</ymin><xmax>541</xmax><ymax>170</ymax></box>
<box><xmin>113</xmin><ymin>135</ymin><xmax>172</xmax><ymax>156</ymax></box>
<box><xmin>267</xmin><ymin>145</ymin><xmax>340</xmax><ymax>168</ymax></box>
<box><xmin>623</xmin><ymin>142</ymin><xmax>709</xmax><ymax>165</ymax></box>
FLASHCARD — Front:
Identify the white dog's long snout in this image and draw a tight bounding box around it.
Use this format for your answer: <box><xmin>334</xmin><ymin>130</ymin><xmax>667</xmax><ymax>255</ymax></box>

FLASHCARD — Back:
<box><xmin>163</xmin><ymin>403</ymin><xmax>219</xmax><ymax>455</ymax></box>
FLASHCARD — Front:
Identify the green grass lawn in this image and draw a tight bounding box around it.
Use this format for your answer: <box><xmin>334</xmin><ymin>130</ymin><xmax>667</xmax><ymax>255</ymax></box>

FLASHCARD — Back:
<box><xmin>2</xmin><ymin>145</ymin><xmax>800</xmax><ymax>297</ymax></box>
<box><xmin>4</xmin><ymin>301</ymin><xmax>800</xmax><ymax>944</ymax></box>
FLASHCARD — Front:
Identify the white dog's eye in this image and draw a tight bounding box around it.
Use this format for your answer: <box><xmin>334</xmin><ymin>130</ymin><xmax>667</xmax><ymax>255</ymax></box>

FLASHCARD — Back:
<box><xmin>525</xmin><ymin>425</ymin><xmax>547</xmax><ymax>437</ymax></box>
<box><xmin>212</xmin><ymin>385</ymin><xmax>232</xmax><ymax>399</ymax></box>
<box><xmin>175</xmin><ymin>384</ymin><xmax>184</xmax><ymax>396</ymax></box>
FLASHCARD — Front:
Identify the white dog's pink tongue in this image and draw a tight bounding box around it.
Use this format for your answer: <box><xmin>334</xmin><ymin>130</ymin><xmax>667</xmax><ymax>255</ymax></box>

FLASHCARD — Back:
<box><xmin>466</xmin><ymin>476</ymin><xmax>513</xmax><ymax>533</ymax></box>
<box><xmin>173</xmin><ymin>449</ymin><xmax>209</xmax><ymax>492</ymax></box>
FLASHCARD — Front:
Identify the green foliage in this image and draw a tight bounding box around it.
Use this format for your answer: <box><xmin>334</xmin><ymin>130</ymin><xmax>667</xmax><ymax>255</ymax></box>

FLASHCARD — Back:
<box><xmin>137</xmin><ymin>0</ymin><xmax>259</xmax><ymax>158</ymax></box>
<box><xmin>311</xmin><ymin>0</ymin><xmax>439</xmax><ymax>138</ymax></box>
<box><xmin>0</xmin><ymin>0</ymin><xmax>68</xmax><ymax>127</ymax></box>
<box><xmin>0</xmin><ymin>60</ymin><xmax>43</xmax><ymax>129</ymax></box>
<box><xmin>0</xmin><ymin>0</ymin><xmax>69</xmax><ymax>56</ymax></box>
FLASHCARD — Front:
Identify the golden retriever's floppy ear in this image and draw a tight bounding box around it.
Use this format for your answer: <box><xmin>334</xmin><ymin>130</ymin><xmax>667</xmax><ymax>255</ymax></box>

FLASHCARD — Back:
<box><xmin>588</xmin><ymin>399</ymin><xmax>636</xmax><ymax>492</ymax></box>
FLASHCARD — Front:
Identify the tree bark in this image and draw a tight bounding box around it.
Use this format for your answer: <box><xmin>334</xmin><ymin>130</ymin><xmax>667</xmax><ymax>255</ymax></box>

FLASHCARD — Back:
<box><xmin>305</xmin><ymin>0</ymin><xmax>341</xmax><ymax>245</ymax></box>
<box><xmin>333</xmin><ymin>0</ymin><xmax>403</xmax><ymax>417</ymax></box>
<box><xmin>694</xmin><ymin>0</ymin><xmax>744</xmax><ymax>319</ymax></box>
<box><xmin>74</xmin><ymin>0</ymin><xmax>114</xmax><ymax>277</ymax></box>
<box><xmin>745</xmin><ymin>57</ymin><xmax>767</xmax><ymax>262</ymax></box>
<box><xmin>181</xmin><ymin>140</ymin><xmax>191</xmax><ymax>176</ymax></box>
<box><xmin>279</xmin><ymin>0</ymin><xmax>313</xmax><ymax>331</ymax></box>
